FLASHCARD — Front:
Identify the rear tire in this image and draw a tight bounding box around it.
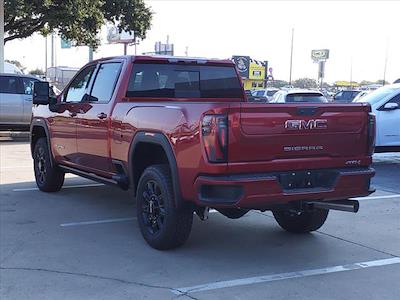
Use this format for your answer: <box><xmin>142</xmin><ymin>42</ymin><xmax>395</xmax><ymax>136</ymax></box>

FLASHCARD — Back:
<box><xmin>136</xmin><ymin>165</ymin><xmax>193</xmax><ymax>250</ymax></box>
<box><xmin>272</xmin><ymin>208</ymin><xmax>329</xmax><ymax>233</ymax></box>
<box><xmin>33</xmin><ymin>137</ymin><xmax>65</xmax><ymax>192</ymax></box>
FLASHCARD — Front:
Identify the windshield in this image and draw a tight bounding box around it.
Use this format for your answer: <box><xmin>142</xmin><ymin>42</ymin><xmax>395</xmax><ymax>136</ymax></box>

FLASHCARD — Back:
<box><xmin>354</xmin><ymin>86</ymin><xmax>399</xmax><ymax>105</ymax></box>
<box><xmin>255</xmin><ymin>90</ymin><xmax>265</xmax><ymax>97</ymax></box>
<box><xmin>267</xmin><ymin>90</ymin><xmax>278</xmax><ymax>96</ymax></box>
<box><xmin>286</xmin><ymin>93</ymin><xmax>327</xmax><ymax>103</ymax></box>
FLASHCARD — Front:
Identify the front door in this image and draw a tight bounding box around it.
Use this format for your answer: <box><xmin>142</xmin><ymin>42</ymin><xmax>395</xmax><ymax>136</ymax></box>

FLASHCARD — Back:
<box><xmin>0</xmin><ymin>76</ymin><xmax>23</xmax><ymax>125</ymax></box>
<box><xmin>377</xmin><ymin>93</ymin><xmax>400</xmax><ymax>146</ymax></box>
<box><xmin>74</xmin><ymin>61</ymin><xmax>123</xmax><ymax>176</ymax></box>
<box><xmin>49</xmin><ymin>65</ymin><xmax>96</xmax><ymax>165</ymax></box>
<box><xmin>21</xmin><ymin>77</ymin><xmax>39</xmax><ymax>124</ymax></box>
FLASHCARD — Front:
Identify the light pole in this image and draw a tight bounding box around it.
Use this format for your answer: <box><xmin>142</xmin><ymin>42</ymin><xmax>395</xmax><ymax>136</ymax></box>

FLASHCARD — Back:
<box><xmin>0</xmin><ymin>0</ymin><xmax>4</xmax><ymax>73</ymax></box>
<box><xmin>383</xmin><ymin>39</ymin><xmax>389</xmax><ymax>86</ymax></box>
<box><xmin>289</xmin><ymin>28</ymin><xmax>294</xmax><ymax>86</ymax></box>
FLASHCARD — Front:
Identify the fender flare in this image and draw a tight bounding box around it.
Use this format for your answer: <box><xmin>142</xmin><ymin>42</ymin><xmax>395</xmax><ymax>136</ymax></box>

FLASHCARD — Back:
<box><xmin>30</xmin><ymin>118</ymin><xmax>55</xmax><ymax>167</ymax></box>
<box><xmin>128</xmin><ymin>132</ymin><xmax>183</xmax><ymax>208</ymax></box>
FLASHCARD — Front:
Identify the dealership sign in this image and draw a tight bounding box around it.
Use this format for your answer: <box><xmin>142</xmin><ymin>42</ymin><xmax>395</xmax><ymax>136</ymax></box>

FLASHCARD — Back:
<box><xmin>311</xmin><ymin>49</ymin><xmax>330</xmax><ymax>61</ymax></box>
<box><xmin>232</xmin><ymin>56</ymin><xmax>250</xmax><ymax>78</ymax></box>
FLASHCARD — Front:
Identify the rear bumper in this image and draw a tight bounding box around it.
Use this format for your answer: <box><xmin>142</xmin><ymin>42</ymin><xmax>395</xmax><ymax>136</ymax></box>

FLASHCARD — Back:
<box><xmin>194</xmin><ymin>167</ymin><xmax>375</xmax><ymax>209</ymax></box>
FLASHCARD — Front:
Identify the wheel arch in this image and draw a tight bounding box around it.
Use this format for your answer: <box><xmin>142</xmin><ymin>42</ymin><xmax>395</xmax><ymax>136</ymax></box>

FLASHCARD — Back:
<box><xmin>128</xmin><ymin>132</ymin><xmax>183</xmax><ymax>208</ymax></box>
<box><xmin>30</xmin><ymin>119</ymin><xmax>54</xmax><ymax>167</ymax></box>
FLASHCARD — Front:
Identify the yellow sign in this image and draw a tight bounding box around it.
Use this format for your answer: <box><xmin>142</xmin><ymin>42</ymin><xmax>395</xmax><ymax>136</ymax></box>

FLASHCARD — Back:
<box><xmin>249</xmin><ymin>62</ymin><xmax>265</xmax><ymax>80</ymax></box>
<box><xmin>334</xmin><ymin>81</ymin><xmax>360</xmax><ymax>87</ymax></box>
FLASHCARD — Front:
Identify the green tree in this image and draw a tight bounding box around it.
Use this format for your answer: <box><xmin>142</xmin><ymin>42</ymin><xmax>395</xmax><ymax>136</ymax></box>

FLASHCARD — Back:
<box><xmin>268</xmin><ymin>80</ymin><xmax>289</xmax><ymax>89</ymax></box>
<box><xmin>4</xmin><ymin>0</ymin><xmax>153</xmax><ymax>49</ymax></box>
<box><xmin>375</xmin><ymin>80</ymin><xmax>389</xmax><ymax>85</ymax></box>
<box><xmin>292</xmin><ymin>78</ymin><xmax>318</xmax><ymax>89</ymax></box>
<box><xmin>29</xmin><ymin>68</ymin><xmax>45</xmax><ymax>76</ymax></box>
<box><xmin>360</xmin><ymin>80</ymin><xmax>373</xmax><ymax>86</ymax></box>
<box><xmin>5</xmin><ymin>59</ymin><xmax>26</xmax><ymax>72</ymax></box>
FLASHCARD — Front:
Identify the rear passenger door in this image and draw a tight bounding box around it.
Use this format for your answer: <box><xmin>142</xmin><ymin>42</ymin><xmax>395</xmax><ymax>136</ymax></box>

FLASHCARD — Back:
<box><xmin>74</xmin><ymin>61</ymin><xmax>123</xmax><ymax>175</ymax></box>
<box><xmin>0</xmin><ymin>76</ymin><xmax>23</xmax><ymax>124</ymax></box>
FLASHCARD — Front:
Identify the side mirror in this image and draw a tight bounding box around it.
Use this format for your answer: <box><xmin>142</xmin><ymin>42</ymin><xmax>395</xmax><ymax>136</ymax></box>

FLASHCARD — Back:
<box><xmin>383</xmin><ymin>102</ymin><xmax>399</xmax><ymax>110</ymax></box>
<box><xmin>33</xmin><ymin>81</ymin><xmax>50</xmax><ymax>105</ymax></box>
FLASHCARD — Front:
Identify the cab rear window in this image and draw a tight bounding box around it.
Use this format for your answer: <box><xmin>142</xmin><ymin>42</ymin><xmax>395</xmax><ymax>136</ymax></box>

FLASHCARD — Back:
<box><xmin>126</xmin><ymin>63</ymin><xmax>243</xmax><ymax>98</ymax></box>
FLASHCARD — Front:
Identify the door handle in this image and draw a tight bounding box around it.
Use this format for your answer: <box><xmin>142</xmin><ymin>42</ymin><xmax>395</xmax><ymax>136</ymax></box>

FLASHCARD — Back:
<box><xmin>69</xmin><ymin>112</ymin><xmax>77</xmax><ymax>117</ymax></box>
<box><xmin>97</xmin><ymin>112</ymin><xmax>107</xmax><ymax>119</ymax></box>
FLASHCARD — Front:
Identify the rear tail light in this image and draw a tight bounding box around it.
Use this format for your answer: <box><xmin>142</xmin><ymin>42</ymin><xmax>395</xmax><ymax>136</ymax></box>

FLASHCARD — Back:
<box><xmin>367</xmin><ymin>113</ymin><xmax>376</xmax><ymax>155</ymax></box>
<box><xmin>201</xmin><ymin>114</ymin><xmax>228</xmax><ymax>162</ymax></box>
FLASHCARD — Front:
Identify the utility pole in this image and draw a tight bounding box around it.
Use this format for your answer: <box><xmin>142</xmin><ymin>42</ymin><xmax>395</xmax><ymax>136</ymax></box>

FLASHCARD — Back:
<box><xmin>88</xmin><ymin>47</ymin><xmax>93</xmax><ymax>62</ymax></box>
<box><xmin>289</xmin><ymin>28</ymin><xmax>294</xmax><ymax>86</ymax></box>
<box><xmin>383</xmin><ymin>39</ymin><xmax>388</xmax><ymax>86</ymax></box>
<box><xmin>45</xmin><ymin>36</ymin><xmax>48</xmax><ymax>77</ymax></box>
<box><xmin>51</xmin><ymin>34</ymin><xmax>55</xmax><ymax>67</ymax></box>
<box><xmin>349</xmin><ymin>57</ymin><xmax>353</xmax><ymax>89</ymax></box>
<box><xmin>0</xmin><ymin>0</ymin><xmax>4</xmax><ymax>73</ymax></box>
<box><xmin>123</xmin><ymin>43</ymin><xmax>128</xmax><ymax>55</ymax></box>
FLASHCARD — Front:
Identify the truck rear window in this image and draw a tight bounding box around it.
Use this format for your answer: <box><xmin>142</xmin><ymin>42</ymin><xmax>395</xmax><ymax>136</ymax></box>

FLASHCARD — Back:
<box><xmin>126</xmin><ymin>63</ymin><xmax>243</xmax><ymax>98</ymax></box>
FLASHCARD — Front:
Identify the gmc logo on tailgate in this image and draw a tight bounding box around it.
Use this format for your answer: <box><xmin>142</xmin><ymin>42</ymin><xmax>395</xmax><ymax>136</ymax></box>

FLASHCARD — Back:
<box><xmin>285</xmin><ymin>119</ymin><xmax>328</xmax><ymax>130</ymax></box>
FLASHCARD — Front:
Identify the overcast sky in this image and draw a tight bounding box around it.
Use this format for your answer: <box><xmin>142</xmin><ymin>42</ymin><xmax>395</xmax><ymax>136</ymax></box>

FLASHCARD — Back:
<box><xmin>4</xmin><ymin>0</ymin><xmax>400</xmax><ymax>83</ymax></box>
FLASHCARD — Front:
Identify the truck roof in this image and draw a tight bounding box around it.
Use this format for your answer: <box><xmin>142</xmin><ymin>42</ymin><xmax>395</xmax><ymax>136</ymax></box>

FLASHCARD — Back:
<box><xmin>92</xmin><ymin>55</ymin><xmax>234</xmax><ymax>66</ymax></box>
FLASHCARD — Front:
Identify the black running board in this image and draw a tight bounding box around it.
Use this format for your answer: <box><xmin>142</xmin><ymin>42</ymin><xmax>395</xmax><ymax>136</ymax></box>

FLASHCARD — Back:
<box><xmin>59</xmin><ymin>165</ymin><xmax>129</xmax><ymax>190</ymax></box>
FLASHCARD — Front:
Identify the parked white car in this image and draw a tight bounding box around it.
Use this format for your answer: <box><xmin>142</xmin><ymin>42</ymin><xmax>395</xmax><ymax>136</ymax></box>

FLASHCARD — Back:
<box><xmin>355</xmin><ymin>84</ymin><xmax>400</xmax><ymax>149</ymax></box>
<box><xmin>251</xmin><ymin>88</ymin><xmax>279</xmax><ymax>102</ymax></box>
<box><xmin>270</xmin><ymin>89</ymin><xmax>328</xmax><ymax>103</ymax></box>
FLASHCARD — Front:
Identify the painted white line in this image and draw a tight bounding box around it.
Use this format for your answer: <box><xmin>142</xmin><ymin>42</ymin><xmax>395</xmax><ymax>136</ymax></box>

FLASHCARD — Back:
<box><xmin>352</xmin><ymin>194</ymin><xmax>400</xmax><ymax>200</ymax></box>
<box><xmin>1</xmin><ymin>165</ymin><xmax>32</xmax><ymax>169</ymax></box>
<box><xmin>13</xmin><ymin>183</ymin><xmax>104</xmax><ymax>192</ymax></box>
<box><xmin>172</xmin><ymin>257</ymin><xmax>400</xmax><ymax>295</ymax></box>
<box><xmin>60</xmin><ymin>217</ymin><xmax>136</xmax><ymax>227</ymax></box>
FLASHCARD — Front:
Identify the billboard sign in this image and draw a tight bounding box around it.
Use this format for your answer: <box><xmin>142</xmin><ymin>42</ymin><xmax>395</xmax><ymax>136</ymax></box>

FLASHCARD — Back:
<box><xmin>232</xmin><ymin>56</ymin><xmax>250</xmax><ymax>78</ymax></box>
<box><xmin>107</xmin><ymin>26</ymin><xmax>135</xmax><ymax>44</ymax></box>
<box><xmin>311</xmin><ymin>49</ymin><xmax>330</xmax><ymax>61</ymax></box>
<box><xmin>249</xmin><ymin>62</ymin><xmax>265</xmax><ymax>80</ymax></box>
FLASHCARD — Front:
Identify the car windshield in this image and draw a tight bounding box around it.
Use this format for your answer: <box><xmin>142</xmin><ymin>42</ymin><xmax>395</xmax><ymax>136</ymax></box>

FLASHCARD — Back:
<box><xmin>267</xmin><ymin>90</ymin><xmax>278</xmax><ymax>96</ymax></box>
<box><xmin>255</xmin><ymin>90</ymin><xmax>265</xmax><ymax>97</ymax></box>
<box><xmin>286</xmin><ymin>93</ymin><xmax>327</xmax><ymax>103</ymax></box>
<box><xmin>354</xmin><ymin>86</ymin><xmax>399</xmax><ymax>105</ymax></box>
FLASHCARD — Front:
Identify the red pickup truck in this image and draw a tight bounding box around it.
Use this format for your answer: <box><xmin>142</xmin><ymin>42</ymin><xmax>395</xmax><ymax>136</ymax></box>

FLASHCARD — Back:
<box><xmin>31</xmin><ymin>55</ymin><xmax>375</xmax><ymax>250</ymax></box>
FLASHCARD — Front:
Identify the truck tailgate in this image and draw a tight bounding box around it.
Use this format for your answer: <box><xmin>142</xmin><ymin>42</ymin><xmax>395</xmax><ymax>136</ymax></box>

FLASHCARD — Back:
<box><xmin>228</xmin><ymin>103</ymin><xmax>371</xmax><ymax>162</ymax></box>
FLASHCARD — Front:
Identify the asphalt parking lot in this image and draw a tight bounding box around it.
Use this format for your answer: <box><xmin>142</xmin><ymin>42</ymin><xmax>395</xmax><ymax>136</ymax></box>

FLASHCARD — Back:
<box><xmin>1</xmin><ymin>140</ymin><xmax>400</xmax><ymax>299</ymax></box>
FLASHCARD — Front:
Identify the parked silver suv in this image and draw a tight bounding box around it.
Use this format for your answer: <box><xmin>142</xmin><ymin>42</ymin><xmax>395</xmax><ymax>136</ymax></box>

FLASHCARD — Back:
<box><xmin>0</xmin><ymin>73</ymin><xmax>41</xmax><ymax>130</ymax></box>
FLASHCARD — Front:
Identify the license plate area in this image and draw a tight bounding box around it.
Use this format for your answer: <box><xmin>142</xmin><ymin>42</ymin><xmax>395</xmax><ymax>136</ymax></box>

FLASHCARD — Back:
<box><xmin>278</xmin><ymin>170</ymin><xmax>338</xmax><ymax>190</ymax></box>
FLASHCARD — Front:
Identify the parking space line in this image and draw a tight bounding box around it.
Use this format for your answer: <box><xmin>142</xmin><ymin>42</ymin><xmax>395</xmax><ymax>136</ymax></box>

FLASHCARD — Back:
<box><xmin>13</xmin><ymin>183</ymin><xmax>104</xmax><ymax>192</ymax></box>
<box><xmin>352</xmin><ymin>194</ymin><xmax>400</xmax><ymax>200</ymax></box>
<box><xmin>172</xmin><ymin>257</ymin><xmax>400</xmax><ymax>295</ymax></box>
<box><xmin>60</xmin><ymin>210</ymin><xmax>219</xmax><ymax>228</ymax></box>
<box><xmin>60</xmin><ymin>217</ymin><xmax>136</xmax><ymax>227</ymax></box>
<box><xmin>0</xmin><ymin>165</ymin><xmax>32</xmax><ymax>169</ymax></box>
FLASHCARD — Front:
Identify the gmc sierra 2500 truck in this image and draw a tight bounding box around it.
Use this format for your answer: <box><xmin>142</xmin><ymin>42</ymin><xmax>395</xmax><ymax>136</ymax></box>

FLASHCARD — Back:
<box><xmin>31</xmin><ymin>56</ymin><xmax>375</xmax><ymax>250</ymax></box>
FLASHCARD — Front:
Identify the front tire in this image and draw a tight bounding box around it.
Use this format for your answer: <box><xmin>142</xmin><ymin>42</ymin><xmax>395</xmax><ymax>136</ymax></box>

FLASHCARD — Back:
<box><xmin>33</xmin><ymin>137</ymin><xmax>65</xmax><ymax>192</ymax></box>
<box><xmin>272</xmin><ymin>208</ymin><xmax>329</xmax><ymax>233</ymax></box>
<box><xmin>136</xmin><ymin>165</ymin><xmax>193</xmax><ymax>250</ymax></box>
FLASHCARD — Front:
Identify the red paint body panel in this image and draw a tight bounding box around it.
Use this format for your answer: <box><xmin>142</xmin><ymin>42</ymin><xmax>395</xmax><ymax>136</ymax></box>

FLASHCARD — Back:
<box><xmin>32</xmin><ymin>55</ymin><xmax>374</xmax><ymax>209</ymax></box>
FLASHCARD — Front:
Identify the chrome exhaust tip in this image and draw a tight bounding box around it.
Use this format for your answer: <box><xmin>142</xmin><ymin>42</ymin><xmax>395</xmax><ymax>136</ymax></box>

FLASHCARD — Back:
<box><xmin>306</xmin><ymin>200</ymin><xmax>359</xmax><ymax>213</ymax></box>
